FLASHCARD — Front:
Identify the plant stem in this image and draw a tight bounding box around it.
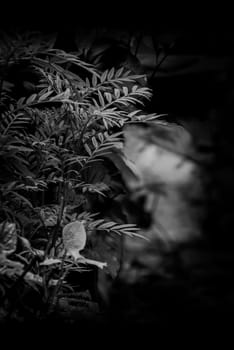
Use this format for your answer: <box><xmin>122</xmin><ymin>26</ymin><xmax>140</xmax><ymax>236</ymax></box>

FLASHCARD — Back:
<box><xmin>44</xmin><ymin>178</ymin><xmax>66</xmax><ymax>258</ymax></box>
<box><xmin>46</xmin><ymin>252</ymin><xmax>67</xmax><ymax>316</ymax></box>
<box><xmin>150</xmin><ymin>51</ymin><xmax>170</xmax><ymax>80</ymax></box>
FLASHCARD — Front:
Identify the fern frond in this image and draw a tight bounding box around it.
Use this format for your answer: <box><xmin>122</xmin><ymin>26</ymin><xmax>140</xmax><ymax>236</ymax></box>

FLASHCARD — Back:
<box><xmin>82</xmin><ymin>132</ymin><xmax>123</xmax><ymax>168</ymax></box>
<box><xmin>127</xmin><ymin>110</ymin><xmax>166</xmax><ymax>122</ymax></box>
<box><xmin>77</xmin><ymin>211</ymin><xmax>99</xmax><ymax>221</ymax></box>
<box><xmin>87</xmin><ymin>219</ymin><xmax>146</xmax><ymax>239</ymax></box>
<box><xmin>33</xmin><ymin>49</ymin><xmax>99</xmax><ymax>80</ymax></box>
<box><xmin>91</xmin><ymin>85</ymin><xmax>152</xmax><ymax>111</ymax></box>
<box><xmin>79</xmin><ymin>182</ymin><xmax>110</xmax><ymax>197</ymax></box>
<box><xmin>0</xmin><ymin>111</ymin><xmax>32</xmax><ymax>135</ymax></box>
<box><xmin>92</xmin><ymin>108</ymin><xmax>128</xmax><ymax>129</ymax></box>
<box><xmin>12</xmin><ymin>91</ymin><xmax>88</xmax><ymax>116</ymax></box>
<box><xmin>86</xmin><ymin>67</ymin><xmax>146</xmax><ymax>91</ymax></box>
<box><xmin>63</xmin><ymin>155</ymin><xmax>88</xmax><ymax>172</ymax></box>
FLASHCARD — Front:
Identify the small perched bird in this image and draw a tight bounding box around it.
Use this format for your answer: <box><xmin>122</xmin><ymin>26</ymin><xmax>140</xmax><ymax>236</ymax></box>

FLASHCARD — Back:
<box><xmin>62</xmin><ymin>220</ymin><xmax>107</xmax><ymax>269</ymax></box>
<box><xmin>62</xmin><ymin>220</ymin><xmax>87</xmax><ymax>260</ymax></box>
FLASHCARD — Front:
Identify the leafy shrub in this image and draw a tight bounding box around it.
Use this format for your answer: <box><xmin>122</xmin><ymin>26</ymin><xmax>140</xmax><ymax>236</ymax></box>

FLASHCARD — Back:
<box><xmin>0</xmin><ymin>31</ymin><xmax>160</xmax><ymax>321</ymax></box>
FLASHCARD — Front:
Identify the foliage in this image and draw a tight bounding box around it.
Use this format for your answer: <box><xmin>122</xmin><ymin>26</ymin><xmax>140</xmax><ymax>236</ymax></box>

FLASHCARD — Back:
<box><xmin>0</xmin><ymin>31</ymin><xmax>160</xmax><ymax>322</ymax></box>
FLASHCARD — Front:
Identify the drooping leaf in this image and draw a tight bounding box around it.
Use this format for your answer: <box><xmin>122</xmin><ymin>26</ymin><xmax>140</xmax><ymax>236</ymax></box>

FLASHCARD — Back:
<box><xmin>26</xmin><ymin>93</ymin><xmax>37</xmax><ymax>104</ymax></box>
<box><xmin>100</xmin><ymin>70</ymin><xmax>108</xmax><ymax>83</ymax></box>
<box><xmin>98</xmin><ymin>90</ymin><xmax>105</xmax><ymax>107</ymax></box>
<box><xmin>38</xmin><ymin>90</ymin><xmax>53</xmax><ymax>101</ymax></box>
<box><xmin>92</xmin><ymin>74</ymin><xmax>98</xmax><ymax>87</ymax></box>
<box><xmin>40</xmin><ymin>258</ymin><xmax>62</xmax><ymax>266</ymax></box>
<box><xmin>107</xmin><ymin>67</ymin><xmax>115</xmax><ymax>80</ymax></box>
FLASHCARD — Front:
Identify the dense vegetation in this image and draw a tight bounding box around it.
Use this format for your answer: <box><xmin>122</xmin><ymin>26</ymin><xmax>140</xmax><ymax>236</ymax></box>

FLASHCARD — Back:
<box><xmin>0</xmin><ymin>31</ymin><xmax>161</xmax><ymax>323</ymax></box>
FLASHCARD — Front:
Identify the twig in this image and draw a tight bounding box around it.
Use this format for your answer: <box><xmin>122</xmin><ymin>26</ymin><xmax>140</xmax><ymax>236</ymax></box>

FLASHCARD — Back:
<box><xmin>150</xmin><ymin>51</ymin><xmax>171</xmax><ymax>80</ymax></box>
<box><xmin>46</xmin><ymin>251</ymin><xmax>67</xmax><ymax>315</ymax></box>
<box><xmin>44</xmin><ymin>179</ymin><xmax>66</xmax><ymax>258</ymax></box>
